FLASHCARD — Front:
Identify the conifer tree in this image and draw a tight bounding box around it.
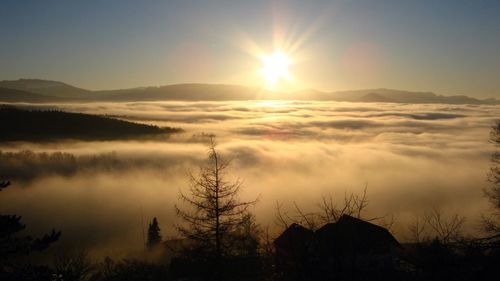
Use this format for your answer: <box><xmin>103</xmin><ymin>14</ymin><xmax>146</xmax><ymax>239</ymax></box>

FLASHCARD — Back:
<box><xmin>175</xmin><ymin>137</ymin><xmax>258</xmax><ymax>258</ymax></box>
<box><xmin>147</xmin><ymin>217</ymin><xmax>162</xmax><ymax>250</ymax></box>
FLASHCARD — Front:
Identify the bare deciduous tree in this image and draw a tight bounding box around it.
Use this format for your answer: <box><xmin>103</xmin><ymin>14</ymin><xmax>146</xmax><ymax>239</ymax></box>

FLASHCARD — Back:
<box><xmin>483</xmin><ymin>121</ymin><xmax>500</xmax><ymax>234</ymax></box>
<box><xmin>408</xmin><ymin>215</ymin><xmax>428</xmax><ymax>243</ymax></box>
<box><xmin>54</xmin><ymin>250</ymin><xmax>94</xmax><ymax>281</ymax></box>
<box><xmin>274</xmin><ymin>186</ymin><xmax>380</xmax><ymax>231</ymax></box>
<box><xmin>259</xmin><ymin>225</ymin><xmax>275</xmax><ymax>258</ymax></box>
<box><xmin>175</xmin><ymin>137</ymin><xmax>258</xmax><ymax>258</ymax></box>
<box><xmin>378</xmin><ymin>213</ymin><xmax>398</xmax><ymax>235</ymax></box>
<box><xmin>424</xmin><ymin>207</ymin><xmax>465</xmax><ymax>243</ymax></box>
<box><xmin>292</xmin><ymin>201</ymin><xmax>322</xmax><ymax>230</ymax></box>
<box><xmin>318</xmin><ymin>186</ymin><xmax>370</xmax><ymax>223</ymax></box>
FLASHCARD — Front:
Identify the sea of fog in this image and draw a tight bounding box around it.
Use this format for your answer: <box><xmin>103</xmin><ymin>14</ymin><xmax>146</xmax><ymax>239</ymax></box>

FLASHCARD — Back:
<box><xmin>0</xmin><ymin>100</ymin><xmax>499</xmax><ymax>258</ymax></box>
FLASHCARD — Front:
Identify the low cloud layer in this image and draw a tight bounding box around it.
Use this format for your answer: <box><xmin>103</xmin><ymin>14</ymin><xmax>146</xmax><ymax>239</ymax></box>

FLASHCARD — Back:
<box><xmin>0</xmin><ymin>101</ymin><xmax>498</xmax><ymax>258</ymax></box>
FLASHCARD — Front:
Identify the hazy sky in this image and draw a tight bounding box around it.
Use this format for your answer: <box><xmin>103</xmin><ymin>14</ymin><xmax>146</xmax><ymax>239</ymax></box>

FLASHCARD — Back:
<box><xmin>1</xmin><ymin>0</ymin><xmax>500</xmax><ymax>97</ymax></box>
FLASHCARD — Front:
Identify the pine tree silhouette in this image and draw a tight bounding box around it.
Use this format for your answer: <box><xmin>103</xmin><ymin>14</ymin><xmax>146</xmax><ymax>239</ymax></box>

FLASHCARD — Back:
<box><xmin>0</xmin><ymin>180</ymin><xmax>60</xmax><ymax>260</ymax></box>
<box><xmin>147</xmin><ymin>217</ymin><xmax>162</xmax><ymax>250</ymax></box>
<box><xmin>175</xmin><ymin>137</ymin><xmax>258</xmax><ymax>259</ymax></box>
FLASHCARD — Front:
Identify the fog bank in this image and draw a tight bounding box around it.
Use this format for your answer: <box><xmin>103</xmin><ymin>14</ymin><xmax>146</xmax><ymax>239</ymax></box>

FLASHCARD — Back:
<box><xmin>0</xmin><ymin>101</ymin><xmax>498</xmax><ymax>258</ymax></box>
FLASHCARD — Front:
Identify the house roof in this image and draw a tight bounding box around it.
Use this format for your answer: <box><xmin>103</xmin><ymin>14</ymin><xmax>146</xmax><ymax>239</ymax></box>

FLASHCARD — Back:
<box><xmin>273</xmin><ymin>223</ymin><xmax>314</xmax><ymax>249</ymax></box>
<box><xmin>274</xmin><ymin>215</ymin><xmax>402</xmax><ymax>253</ymax></box>
<box><xmin>315</xmin><ymin>215</ymin><xmax>402</xmax><ymax>250</ymax></box>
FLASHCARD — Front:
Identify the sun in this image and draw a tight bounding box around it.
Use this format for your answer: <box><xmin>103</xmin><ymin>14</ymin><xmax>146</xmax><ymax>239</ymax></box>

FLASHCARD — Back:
<box><xmin>259</xmin><ymin>50</ymin><xmax>292</xmax><ymax>87</ymax></box>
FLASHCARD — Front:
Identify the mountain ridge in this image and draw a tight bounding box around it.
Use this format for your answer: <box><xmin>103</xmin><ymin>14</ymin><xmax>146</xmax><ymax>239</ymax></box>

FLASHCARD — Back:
<box><xmin>0</xmin><ymin>79</ymin><xmax>498</xmax><ymax>105</ymax></box>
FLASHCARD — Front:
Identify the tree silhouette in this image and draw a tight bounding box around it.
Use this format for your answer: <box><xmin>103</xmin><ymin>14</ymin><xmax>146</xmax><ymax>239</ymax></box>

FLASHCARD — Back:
<box><xmin>175</xmin><ymin>137</ymin><xmax>258</xmax><ymax>259</ymax></box>
<box><xmin>483</xmin><ymin>121</ymin><xmax>500</xmax><ymax>234</ymax></box>
<box><xmin>274</xmin><ymin>186</ymin><xmax>376</xmax><ymax>231</ymax></box>
<box><xmin>0</xmin><ymin>180</ymin><xmax>10</xmax><ymax>191</ymax></box>
<box><xmin>227</xmin><ymin>213</ymin><xmax>261</xmax><ymax>257</ymax></box>
<box><xmin>53</xmin><ymin>249</ymin><xmax>95</xmax><ymax>281</ymax></box>
<box><xmin>146</xmin><ymin>217</ymin><xmax>162</xmax><ymax>250</ymax></box>
<box><xmin>0</xmin><ymin>180</ymin><xmax>61</xmax><ymax>262</ymax></box>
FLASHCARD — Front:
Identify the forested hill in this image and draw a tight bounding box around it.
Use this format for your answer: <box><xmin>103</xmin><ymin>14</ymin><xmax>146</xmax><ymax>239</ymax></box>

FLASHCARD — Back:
<box><xmin>0</xmin><ymin>106</ymin><xmax>181</xmax><ymax>141</ymax></box>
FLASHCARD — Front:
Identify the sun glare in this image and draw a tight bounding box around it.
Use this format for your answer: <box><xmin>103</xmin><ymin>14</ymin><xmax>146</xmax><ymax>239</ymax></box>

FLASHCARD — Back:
<box><xmin>259</xmin><ymin>50</ymin><xmax>292</xmax><ymax>87</ymax></box>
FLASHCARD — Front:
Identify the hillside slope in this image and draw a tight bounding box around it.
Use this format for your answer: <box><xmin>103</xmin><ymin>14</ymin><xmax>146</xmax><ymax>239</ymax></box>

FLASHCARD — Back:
<box><xmin>0</xmin><ymin>106</ymin><xmax>181</xmax><ymax>141</ymax></box>
<box><xmin>0</xmin><ymin>79</ymin><xmax>91</xmax><ymax>98</ymax></box>
<box><xmin>0</xmin><ymin>87</ymin><xmax>67</xmax><ymax>103</ymax></box>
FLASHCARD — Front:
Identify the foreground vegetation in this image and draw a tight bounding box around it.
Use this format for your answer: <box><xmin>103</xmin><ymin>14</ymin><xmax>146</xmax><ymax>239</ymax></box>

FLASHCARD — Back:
<box><xmin>1</xmin><ymin>122</ymin><xmax>500</xmax><ymax>280</ymax></box>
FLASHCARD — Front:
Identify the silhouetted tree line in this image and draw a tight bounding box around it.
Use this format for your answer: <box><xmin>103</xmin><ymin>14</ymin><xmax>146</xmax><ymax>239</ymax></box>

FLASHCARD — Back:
<box><xmin>2</xmin><ymin>127</ymin><xmax>500</xmax><ymax>280</ymax></box>
<box><xmin>0</xmin><ymin>149</ymin><xmax>184</xmax><ymax>183</ymax></box>
<box><xmin>0</xmin><ymin>106</ymin><xmax>181</xmax><ymax>141</ymax></box>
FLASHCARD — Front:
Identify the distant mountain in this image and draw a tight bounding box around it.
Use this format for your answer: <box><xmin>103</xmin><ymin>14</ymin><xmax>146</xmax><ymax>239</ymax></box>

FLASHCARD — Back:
<box><xmin>0</xmin><ymin>79</ymin><xmax>90</xmax><ymax>98</ymax></box>
<box><xmin>94</xmin><ymin>84</ymin><xmax>272</xmax><ymax>101</ymax></box>
<box><xmin>358</xmin><ymin>92</ymin><xmax>395</xmax><ymax>103</ymax></box>
<box><xmin>0</xmin><ymin>79</ymin><xmax>498</xmax><ymax>105</ymax></box>
<box><xmin>324</xmin><ymin>89</ymin><xmax>493</xmax><ymax>104</ymax></box>
<box><xmin>83</xmin><ymin>84</ymin><xmax>500</xmax><ymax>104</ymax></box>
<box><xmin>0</xmin><ymin>87</ymin><xmax>68</xmax><ymax>103</ymax></box>
<box><xmin>0</xmin><ymin>106</ymin><xmax>181</xmax><ymax>141</ymax></box>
